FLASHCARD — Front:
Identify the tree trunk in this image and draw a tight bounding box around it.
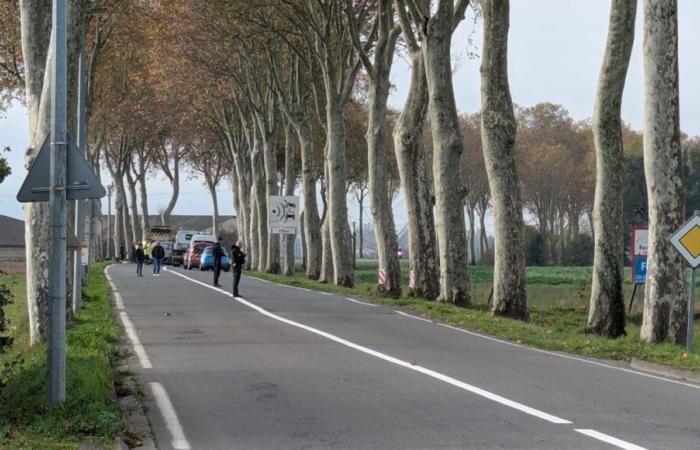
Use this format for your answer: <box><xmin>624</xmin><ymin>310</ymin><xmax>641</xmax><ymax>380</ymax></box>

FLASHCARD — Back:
<box><xmin>283</xmin><ymin>124</ymin><xmax>296</xmax><ymax>276</ymax></box>
<box><xmin>358</xmin><ymin>194</ymin><xmax>364</xmax><ymax>259</ymax></box>
<box><xmin>161</xmin><ymin>151</ymin><xmax>180</xmax><ymax>226</ymax></box>
<box><xmin>423</xmin><ymin>3</ymin><xmax>470</xmax><ymax>305</ymax></box>
<box><xmin>19</xmin><ymin>0</ymin><xmax>52</xmax><ymax>346</ymax></box>
<box><xmin>326</xmin><ymin>101</ymin><xmax>354</xmax><ymax>287</ymax></box>
<box><xmin>641</xmin><ymin>0</ymin><xmax>686</xmax><ymax>344</ymax></box>
<box><xmin>300</xmin><ymin>211</ymin><xmax>307</xmax><ymax>269</ymax></box>
<box><xmin>480</xmin><ymin>0</ymin><xmax>527</xmax><ymax>319</ymax></box>
<box><xmin>114</xmin><ymin>193</ymin><xmax>123</xmax><ymax>260</ymax></box>
<box><xmin>262</xmin><ymin>134</ymin><xmax>281</xmax><ymax>274</ymax></box>
<box><xmin>248</xmin><ymin>191</ymin><xmax>259</xmax><ymax>271</ymax></box>
<box><xmin>393</xmin><ymin>50</ymin><xmax>440</xmax><ymax>300</ymax></box>
<box><xmin>125</xmin><ymin>169</ymin><xmax>140</xmax><ymax>244</ymax></box>
<box><xmin>252</xmin><ymin>138</ymin><xmax>268</xmax><ymax>271</ymax></box>
<box><xmin>365</xmin><ymin>1</ymin><xmax>401</xmax><ymax>296</ymax></box>
<box><xmin>296</xmin><ymin>123</ymin><xmax>322</xmax><ymax>279</ymax></box>
<box><xmin>467</xmin><ymin>205</ymin><xmax>477</xmax><ymax>265</ymax></box>
<box><xmin>479</xmin><ymin>210</ymin><xmax>488</xmax><ymax>254</ymax></box>
<box><xmin>587</xmin><ymin>0</ymin><xmax>636</xmax><ymax>337</ymax></box>
<box><xmin>319</xmin><ymin>167</ymin><xmax>334</xmax><ymax>283</ymax></box>
<box><xmin>207</xmin><ymin>180</ymin><xmax>219</xmax><ymax>238</ymax></box>
<box><xmin>138</xmin><ymin>174</ymin><xmax>150</xmax><ymax>240</ymax></box>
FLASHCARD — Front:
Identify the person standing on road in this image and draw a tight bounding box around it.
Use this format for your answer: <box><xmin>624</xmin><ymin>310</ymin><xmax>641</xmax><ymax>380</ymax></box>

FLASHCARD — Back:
<box><xmin>230</xmin><ymin>240</ymin><xmax>246</xmax><ymax>297</ymax></box>
<box><xmin>213</xmin><ymin>237</ymin><xmax>224</xmax><ymax>287</ymax></box>
<box><xmin>151</xmin><ymin>241</ymin><xmax>165</xmax><ymax>276</ymax></box>
<box><xmin>135</xmin><ymin>244</ymin><xmax>145</xmax><ymax>276</ymax></box>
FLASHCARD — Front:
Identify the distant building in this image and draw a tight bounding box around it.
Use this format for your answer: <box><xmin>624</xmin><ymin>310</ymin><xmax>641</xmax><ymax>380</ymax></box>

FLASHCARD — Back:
<box><xmin>0</xmin><ymin>214</ymin><xmax>25</xmax><ymax>274</ymax></box>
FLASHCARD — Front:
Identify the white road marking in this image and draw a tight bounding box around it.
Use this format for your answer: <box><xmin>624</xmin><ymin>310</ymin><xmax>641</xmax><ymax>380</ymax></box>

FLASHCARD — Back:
<box><xmin>149</xmin><ymin>382</ymin><xmax>191</xmax><ymax>450</ymax></box>
<box><xmin>396</xmin><ymin>311</ymin><xmax>432</xmax><ymax>323</ymax></box>
<box><xmin>575</xmin><ymin>429</ymin><xmax>647</xmax><ymax>450</ymax></box>
<box><xmin>119</xmin><ymin>311</ymin><xmax>152</xmax><ymax>369</ymax></box>
<box><xmin>114</xmin><ymin>291</ymin><xmax>125</xmax><ymax>310</ymax></box>
<box><xmin>165</xmin><ymin>268</ymin><xmax>571</xmax><ymax>425</ymax></box>
<box><xmin>345</xmin><ymin>297</ymin><xmax>379</xmax><ymax>307</ymax></box>
<box><xmin>320</xmin><ymin>291</ymin><xmax>333</xmax><ymax>296</ymax></box>
<box><xmin>437</xmin><ymin>323</ymin><xmax>700</xmax><ymax>391</ymax></box>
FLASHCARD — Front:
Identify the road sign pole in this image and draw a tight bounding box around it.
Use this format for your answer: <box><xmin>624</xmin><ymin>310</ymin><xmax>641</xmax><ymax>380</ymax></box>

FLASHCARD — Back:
<box><xmin>688</xmin><ymin>268</ymin><xmax>696</xmax><ymax>351</ymax></box>
<box><xmin>72</xmin><ymin>46</ymin><xmax>87</xmax><ymax>313</ymax></box>
<box><xmin>48</xmin><ymin>0</ymin><xmax>68</xmax><ymax>405</ymax></box>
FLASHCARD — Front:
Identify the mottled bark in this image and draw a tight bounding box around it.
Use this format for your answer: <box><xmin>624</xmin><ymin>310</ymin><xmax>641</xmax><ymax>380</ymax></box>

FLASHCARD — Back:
<box><xmin>319</xmin><ymin>167</ymin><xmax>334</xmax><ymax>283</ymax></box>
<box><xmin>641</xmin><ymin>0</ymin><xmax>686</xmax><ymax>344</ymax></box>
<box><xmin>125</xmin><ymin>169</ymin><xmax>140</xmax><ymax>244</ymax></box>
<box><xmin>283</xmin><ymin>123</ymin><xmax>296</xmax><ymax>276</ymax></box>
<box><xmin>422</xmin><ymin>1</ymin><xmax>470</xmax><ymax>305</ymax></box>
<box><xmin>248</xmin><ymin>190</ymin><xmax>259</xmax><ymax>270</ymax></box>
<box><xmin>587</xmin><ymin>0</ymin><xmax>637</xmax><ymax>337</ymax></box>
<box><xmin>480</xmin><ymin>0</ymin><xmax>527</xmax><ymax>320</ymax></box>
<box><xmin>326</xmin><ymin>101</ymin><xmax>354</xmax><ymax>287</ymax></box>
<box><xmin>392</xmin><ymin>50</ymin><xmax>439</xmax><ymax>300</ymax></box>
<box><xmin>138</xmin><ymin>174</ymin><xmax>149</xmax><ymax>240</ymax></box>
<box><xmin>19</xmin><ymin>0</ymin><xmax>52</xmax><ymax>346</ymax></box>
<box><xmin>159</xmin><ymin>147</ymin><xmax>180</xmax><ymax>226</ymax></box>
<box><xmin>262</xmin><ymin>133</ymin><xmax>280</xmax><ymax>274</ymax></box>
<box><xmin>251</xmin><ymin>137</ymin><xmax>268</xmax><ymax>271</ymax></box>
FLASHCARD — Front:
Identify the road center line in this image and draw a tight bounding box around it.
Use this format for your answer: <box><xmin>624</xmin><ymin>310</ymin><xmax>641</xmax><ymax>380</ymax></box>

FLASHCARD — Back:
<box><xmin>149</xmin><ymin>382</ymin><xmax>191</xmax><ymax>450</ymax></box>
<box><xmin>575</xmin><ymin>429</ymin><xmax>647</xmax><ymax>450</ymax></box>
<box><xmin>395</xmin><ymin>311</ymin><xmax>433</xmax><ymax>323</ymax></box>
<box><xmin>345</xmin><ymin>297</ymin><xmax>379</xmax><ymax>307</ymax></box>
<box><xmin>165</xmin><ymin>267</ymin><xmax>571</xmax><ymax>425</ymax></box>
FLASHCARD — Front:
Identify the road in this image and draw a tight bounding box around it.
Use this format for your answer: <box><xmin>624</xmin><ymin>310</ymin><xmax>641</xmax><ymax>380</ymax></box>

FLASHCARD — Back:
<box><xmin>105</xmin><ymin>263</ymin><xmax>700</xmax><ymax>450</ymax></box>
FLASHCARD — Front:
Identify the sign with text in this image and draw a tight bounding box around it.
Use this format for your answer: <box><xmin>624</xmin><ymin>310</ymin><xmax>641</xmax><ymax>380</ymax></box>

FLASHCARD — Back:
<box><xmin>269</xmin><ymin>195</ymin><xmax>300</xmax><ymax>234</ymax></box>
<box><xmin>632</xmin><ymin>227</ymin><xmax>648</xmax><ymax>284</ymax></box>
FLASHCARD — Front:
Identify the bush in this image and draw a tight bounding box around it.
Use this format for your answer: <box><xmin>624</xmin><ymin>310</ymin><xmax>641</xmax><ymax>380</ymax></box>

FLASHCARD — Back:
<box><xmin>0</xmin><ymin>282</ymin><xmax>13</xmax><ymax>353</ymax></box>
<box><xmin>562</xmin><ymin>234</ymin><xmax>595</xmax><ymax>266</ymax></box>
<box><xmin>525</xmin><ymin>226</ymin><xmax>546</xmax><ymax>266</ymax></box>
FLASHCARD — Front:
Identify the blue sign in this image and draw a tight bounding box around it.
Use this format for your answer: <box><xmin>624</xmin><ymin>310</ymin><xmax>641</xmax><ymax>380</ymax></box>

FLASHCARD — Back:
<box><xmin>634</xmin><ymin>256</ymin><xmax>647</xmax><ymax>284</ymax></box>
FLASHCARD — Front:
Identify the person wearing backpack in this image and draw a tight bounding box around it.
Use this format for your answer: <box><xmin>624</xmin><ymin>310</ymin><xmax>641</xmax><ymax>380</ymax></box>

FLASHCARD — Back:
<box><xmin>230</xmin><ymin>240</ymin><xmax>246</xmax><ymax>297</ymax></box>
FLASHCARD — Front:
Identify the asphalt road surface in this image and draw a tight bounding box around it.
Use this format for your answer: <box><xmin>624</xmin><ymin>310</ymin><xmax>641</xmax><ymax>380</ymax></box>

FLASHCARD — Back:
<box><xmin>105</xmin><ymin>263</ymin><xmax>700</xmax><ymax>450</ymax></box>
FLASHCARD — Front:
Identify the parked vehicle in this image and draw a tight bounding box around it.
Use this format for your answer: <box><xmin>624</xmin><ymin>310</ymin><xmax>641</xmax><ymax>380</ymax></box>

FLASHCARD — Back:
<box><xmin>143</xmin><ymin>226</ymin><xmax>176</xmax><ymax>264</ymax></box>
<box><xmin>199</xmin><ymin>246</ymin><xmax>231</xmax><ymax>272</ymax></box>
<box><xmin>184</xmin><ymin>242</ymin><xmax>209</xmax><ymax>270</ymax></box>
<box><xmin>172</xmin><ymin>229</ymin><xmax>200</xmax><ymax>266</ymax></box>
<box><xmin>189</xmin><ymin>234</ymin><xmax>217</xmax><ymax>245</ymax></box>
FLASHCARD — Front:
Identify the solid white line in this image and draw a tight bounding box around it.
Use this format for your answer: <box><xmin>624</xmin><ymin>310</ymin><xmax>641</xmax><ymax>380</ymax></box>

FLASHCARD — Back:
<box><xmin>114</xmin><ymin>291</ymin><xmax>125</xmax><ymax>310</ymax></box>
<box><xmin>119</xmin><ymin>311</ymin><xmax>152</xmax><ymax>369</ymax></box>
<box><xmin>437</xmin><ymin>323</ymin><xmax>700</xmax><ymax>391</ymax></box>
<box><xmin>575</xmin><ymin>429</ymin><xmax>646</xmax><ymax>450</ymax></box>
<box><xmin>345</xmin><ymin>297</ymin><xmax>379</xmax><ymax>307</ymax></box>
<box><xmin>396</xmin><ymin>311</ymin><xmax>433</xmax><ymax>323</ymax></box>
<box><xmin>149</xmin><ymin>382</ymin><xmax>191</xmax><ymax>450</ymax></box>
<box><xmin>165</xmin><ymin>267</ymin><xmax>571</xmax><ymax>425</ymax></box>
<box><xmin>320</xmin><ymin>291</ymin><xmax>333</xmax><ymax>296</ymax></box>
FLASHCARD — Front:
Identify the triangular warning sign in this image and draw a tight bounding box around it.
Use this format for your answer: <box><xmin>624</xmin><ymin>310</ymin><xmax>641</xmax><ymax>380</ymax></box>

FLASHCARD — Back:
<box><xmin>17</xmin><ymin>133</ymin><xmax>106</xmax><ymax>203</ymax></box>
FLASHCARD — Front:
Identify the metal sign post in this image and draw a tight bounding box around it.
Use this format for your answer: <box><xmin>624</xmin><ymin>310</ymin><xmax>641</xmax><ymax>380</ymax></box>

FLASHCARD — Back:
<box><xmin>48</xmin><ymin>0</ymin><xmax>68</xmax><ymax>405</ymax></box>
<box><xmin>669</xmin><ymin>210</ymin><xmax>700</xmax><ymax>351</ymax></box>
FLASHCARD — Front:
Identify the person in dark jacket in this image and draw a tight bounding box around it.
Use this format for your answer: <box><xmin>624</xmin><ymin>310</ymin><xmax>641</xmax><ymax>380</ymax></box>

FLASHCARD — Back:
<box><xmin>212</xmin><ymin>237</ymin><xmax>224</xmax><ymax>287</ymax></box>
<box><xmin>151</xmin><ymin>241</ymin><xmax>165</xmax><ymax>276</ymax></box>
<box><xmin>230</xmin><ymin>240</ymin><xmax>246</xmax><ymax>297</ymax></box>
<box><xmin>134</xmin><ymin>244</ymin><xmax>145</xmax><ymax>276</ymax></box>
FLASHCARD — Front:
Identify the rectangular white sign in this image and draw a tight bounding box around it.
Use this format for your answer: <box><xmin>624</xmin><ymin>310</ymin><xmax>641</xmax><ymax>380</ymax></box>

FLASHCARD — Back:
<box><xmin>633</xmin><ymin>228</ymin><xmax>648</xmax><ymax>257</ymax></box>
<box><xmin>269</xmin><ymin>195</ymin><xmax>300</xmax><ymax>234</ymax></box>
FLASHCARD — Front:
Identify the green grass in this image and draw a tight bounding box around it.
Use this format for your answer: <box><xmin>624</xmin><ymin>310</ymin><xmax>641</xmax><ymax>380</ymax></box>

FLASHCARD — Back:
<box><xmin>250</xmin><ymin>261</ymin><xmax>700</xmax><ymax>373</ymax></box>
<box><xmin>0</xmin><ymin>263</ymin><xmax>123</xmax><ymax>449</ymax></box>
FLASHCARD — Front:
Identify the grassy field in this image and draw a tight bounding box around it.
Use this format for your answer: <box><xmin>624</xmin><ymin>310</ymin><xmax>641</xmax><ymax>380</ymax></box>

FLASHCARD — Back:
<box><xmin>0</xmin><ymin>263</ymin><xmax>122</xmax><ymax>449</ymax></box>
<box><xmin>250</xmin><ymin>260</ymin><xmax>700</xmax><ymax>373</ymax></box>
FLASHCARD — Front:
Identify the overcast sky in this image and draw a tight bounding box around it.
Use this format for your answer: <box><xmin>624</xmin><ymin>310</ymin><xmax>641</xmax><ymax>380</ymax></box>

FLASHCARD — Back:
<box><xmin>1</xmin><ymin>2</ymin><xmax>699</xmax><ymax>231</ymax></box>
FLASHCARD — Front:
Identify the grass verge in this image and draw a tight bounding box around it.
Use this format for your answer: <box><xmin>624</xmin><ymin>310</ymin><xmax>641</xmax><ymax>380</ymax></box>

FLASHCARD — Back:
<box><xmin>0</xmin><ymin>262</ymin><xmax>123</xmax><ymax>449</ymax></box>
<box><xmin>247</xmin><ymin>262</ymin><xmax>700</xmax><ymax>374</ymax></box>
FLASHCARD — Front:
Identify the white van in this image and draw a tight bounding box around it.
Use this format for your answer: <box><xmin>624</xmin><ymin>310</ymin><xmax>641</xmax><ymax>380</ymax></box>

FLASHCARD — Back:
<box><xmin>171</xmin><ymin>230</ymin><xmax>200</xmax><ymax>266</ymax></box>
<box><xmin>189</xmin><ymin>234</ymin><xmax>217</xmax><ymax>245</ymax></box>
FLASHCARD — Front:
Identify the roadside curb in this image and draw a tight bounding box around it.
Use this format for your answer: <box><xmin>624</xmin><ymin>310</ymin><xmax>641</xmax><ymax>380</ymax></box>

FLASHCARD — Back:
<box><xmin>630</xmin><ymin>358</ymin><xmax>700</xmax><ymax>384</ymax></box>
<box><xmin>106</xmin><ymin>268</ymin><xmax>157</xmax><ymax>450</ymax></box>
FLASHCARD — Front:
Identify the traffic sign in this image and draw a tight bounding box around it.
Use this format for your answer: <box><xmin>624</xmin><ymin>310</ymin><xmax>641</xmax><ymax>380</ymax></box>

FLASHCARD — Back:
<box><xmin>634</xmin><ymin>257</ymin><xmax>647</xmax><ymax>284</ymax></box>
<box><xmin>631</xmin><ymin>227</ymin><xmax>648</xmax><ymax>284</ymax></box>
<box><xmin>269</xmin><ymin>195</ymin><xmax>300</xmax><ymax>234</ymax></box>
<box><xmin>17</xmin><ymin>133</ymin><xmax>106</xmax><ymax>203</ymax></box>
<box><xmin>669</xmin><ymin>215</ymin><xmax>700</xmax><ymax>268</ymax></box>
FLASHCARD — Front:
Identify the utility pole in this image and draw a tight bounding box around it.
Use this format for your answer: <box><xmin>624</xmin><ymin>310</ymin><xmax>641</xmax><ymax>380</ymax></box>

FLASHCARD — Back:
<box><xmin>106</xmin><ymin>184</ymin><xmax>114</xmax><ymax>259</ymax></box>
<box><xmin>48</xmin><ymin>0</ymin><xmax>68</xmax><ymax>405</ymax></box>
<box><xmin>72</xmin><ymin>47</ymin><xmax>87</xmax><ymax>313</ymax></box>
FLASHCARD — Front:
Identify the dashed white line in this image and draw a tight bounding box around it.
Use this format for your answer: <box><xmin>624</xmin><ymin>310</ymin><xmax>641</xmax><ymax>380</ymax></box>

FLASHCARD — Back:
<box><xmin>165</xmin><ymin>268</ymin><xmax>571</xmax><ymax>425</ymax></box>
<box><xmin>119</xmin><ymin>311</ymin><xmax>152</xmax><ymax>369</ymax></box>
<box><xmin>149</xmin><ymin>382</ymin><xmax>191</xmax><ymax>450</ymax></box>
<box><xmin>575</xmin><ymin>429</ymin><xmax>647</xmax><ymax>450</ymax></box>
<box><xmin>396</xmin><ymin>310</ymin><xmax>433</xmax><ymax>323</ymax></box>
<box><xmin>345</xmin><ymin>297</ymin><xmax>379</xmax><ymax>307</ymax></box>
